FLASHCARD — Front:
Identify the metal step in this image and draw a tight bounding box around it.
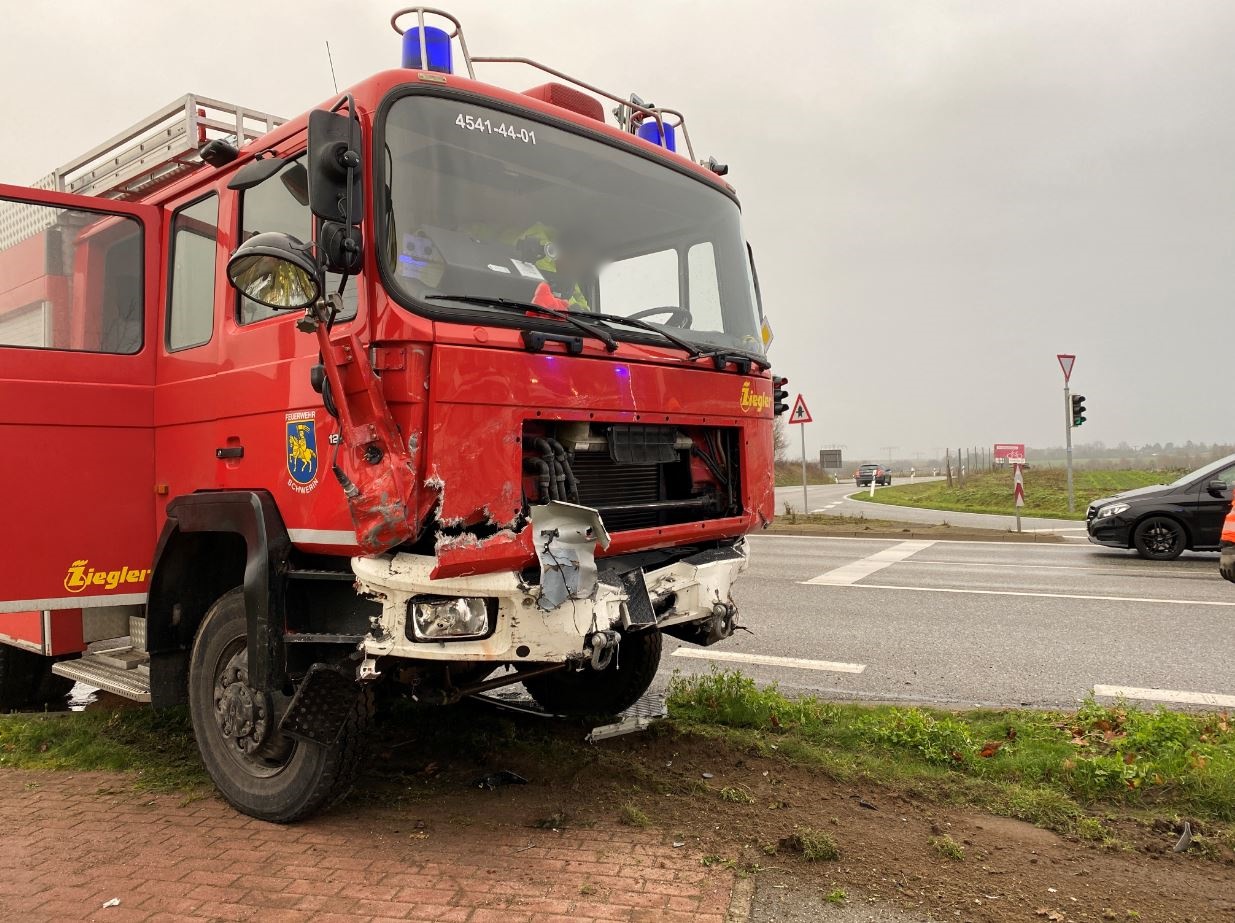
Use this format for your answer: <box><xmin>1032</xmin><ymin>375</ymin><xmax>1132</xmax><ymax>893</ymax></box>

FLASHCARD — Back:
<box><xmin>52</xmin><ymin>655</ymin><xmax>151</xmax><ymax>703</ymax></box>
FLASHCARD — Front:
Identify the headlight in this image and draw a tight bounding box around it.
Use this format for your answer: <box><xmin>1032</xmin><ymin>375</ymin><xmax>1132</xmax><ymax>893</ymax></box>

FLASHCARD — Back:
<box><xmin>1096</xmin><ymin>502</ymin><xmax>1130</xmax><ymax>520</ymax></box>
<box><xmin>409</xmin><ymin>596</ymin><xmax>491</xmax><ymax>641</ymax></box>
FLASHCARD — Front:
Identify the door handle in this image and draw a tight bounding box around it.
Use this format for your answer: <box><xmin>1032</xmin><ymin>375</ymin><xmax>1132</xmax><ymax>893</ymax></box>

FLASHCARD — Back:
<box><xmin>215</xmin><ymin>446</ymin><xmax>244</xmax><ymax>459</ymax></box>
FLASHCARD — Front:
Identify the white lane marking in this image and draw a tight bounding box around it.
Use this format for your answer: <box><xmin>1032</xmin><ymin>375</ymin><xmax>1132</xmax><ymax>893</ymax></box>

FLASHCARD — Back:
<box><xmin>803</xmin><ymin>540</ymin><xmax>936</xmax><ymax>586</ymax></box>
<box><xmin>1094</xmin><ymin>685</ymin><xmax>1235</xmax><ymax>709</ymax></box>
<box><xmin>751</xmin><ymin>534</ymin><xmax>1108</xmax><ymax>550</ymax></box>
<box><xmin>672</xmin><ymin>648</ymin><xmax>866</xmax><ymax>673</ymax></box>
<box><xmin>813</xmin><ymin>583</ymin><xmax>1235</xmax><ymax>607</ymax></box>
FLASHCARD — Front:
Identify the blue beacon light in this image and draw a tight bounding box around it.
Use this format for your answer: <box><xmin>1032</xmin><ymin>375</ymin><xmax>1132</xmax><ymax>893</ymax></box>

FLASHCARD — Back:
<box><xmin>402</xmin><ymin>26</ymin><xmax>453</xmax><ymax>74</ymax></box>
<box><xmin>636</xmin><ymin>118</ymin><xmax>677</xmax><ymax>153</ymax></box>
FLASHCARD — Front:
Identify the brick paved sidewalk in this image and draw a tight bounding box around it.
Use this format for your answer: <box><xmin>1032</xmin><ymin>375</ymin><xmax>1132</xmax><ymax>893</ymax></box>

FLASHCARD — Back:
<box><xmin>0</xmin><ymin>771</ymin><xmax>739</xmax><ymax>923</ymax></box>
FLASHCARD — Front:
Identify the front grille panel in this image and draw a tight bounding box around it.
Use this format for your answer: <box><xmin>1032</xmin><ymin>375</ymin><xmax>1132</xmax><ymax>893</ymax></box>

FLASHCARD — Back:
<box><xmin>522</xmin><ymin>423</ymin><xmax>743</xmax><ymax>533</ymax></box>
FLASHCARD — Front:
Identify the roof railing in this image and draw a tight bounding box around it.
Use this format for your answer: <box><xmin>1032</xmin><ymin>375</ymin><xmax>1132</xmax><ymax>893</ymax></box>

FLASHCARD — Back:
<box><xmin>389</xmin><ymin>7</ymin><xmax>697</xmax><ymax>162</ymax></box>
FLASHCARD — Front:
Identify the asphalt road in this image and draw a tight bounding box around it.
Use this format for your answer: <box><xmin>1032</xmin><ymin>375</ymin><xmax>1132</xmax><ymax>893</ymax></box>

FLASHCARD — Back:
<box><xmin>774</xmin><ymin>481</ymin><xmax>1084</xmax><ymax>536</ymax></box>
<box><xmin>656</xmin><ymin>534</ymin><xmax>1235</xmax><ymax>711</ymax></box>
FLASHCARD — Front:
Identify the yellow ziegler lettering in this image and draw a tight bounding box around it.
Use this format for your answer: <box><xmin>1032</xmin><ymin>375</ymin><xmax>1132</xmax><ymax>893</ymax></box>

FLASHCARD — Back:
<box><xmin>63</xmin><ymin>560</ymin><xmax>151</xmax><ymax>594</ymax></box>
<box><xmin>739</xmin><ymin>380</ymin><xmax>771</xmax><ymax>414</ymax></box>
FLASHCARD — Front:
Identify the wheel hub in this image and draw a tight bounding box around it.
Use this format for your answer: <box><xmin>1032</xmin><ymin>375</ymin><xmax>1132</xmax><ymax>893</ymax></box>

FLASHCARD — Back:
<box><xmin>214</xmin><ymin>651</ymin><xmax>272</xmax><ymax>756</ymax></box>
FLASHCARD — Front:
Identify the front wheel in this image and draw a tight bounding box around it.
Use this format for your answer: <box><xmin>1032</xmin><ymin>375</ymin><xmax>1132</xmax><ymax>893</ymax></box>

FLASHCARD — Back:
<box><xmin>522</xmin><ymin>630</ymin><xmax>663</xmax><ymax>716</ymax></box>
<box><xmin>1133</xmin><ymin>516</ymin><xmax>1186</xmax><ymax>561</ymax></box>
<box><xmin>188</xmin><ymin>588</ymin><xmax>370</xmax><ymax>823</ymax></box>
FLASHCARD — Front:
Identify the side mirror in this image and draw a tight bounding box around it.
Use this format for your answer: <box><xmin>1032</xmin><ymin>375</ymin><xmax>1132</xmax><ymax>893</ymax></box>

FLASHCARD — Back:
<box><xmin>226</xmin><ymin>232</ymin><xmax>322</xmax><ymax>310</ymax></box>
<box><xmin>308</xmin><ymin>107</ymin><xmax>363</xmax><ymax>273</ymax></box>
<box><xmin>1207</xmin><ymin>479</ymin><xmax>1229</xmax><ymax>496</ymax></box>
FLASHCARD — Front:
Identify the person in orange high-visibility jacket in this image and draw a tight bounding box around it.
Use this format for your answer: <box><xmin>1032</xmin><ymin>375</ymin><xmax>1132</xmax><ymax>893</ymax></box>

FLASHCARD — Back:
<box><xmin>1220</xmin><ymin>504</ymin><xmax>1235</xmax><ymax>582</ymax></box>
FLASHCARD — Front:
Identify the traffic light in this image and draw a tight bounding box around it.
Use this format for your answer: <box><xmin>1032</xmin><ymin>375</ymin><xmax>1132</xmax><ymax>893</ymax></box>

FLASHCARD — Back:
<box><xmin>773</xmin><ymin>376</ymin><xmax>790</xmax><ymax>416</ymax></box>
<box><xmin>1071</xmin><ymin>394</ymin><xmax>1087</xmax><ymax>427</ymax></box>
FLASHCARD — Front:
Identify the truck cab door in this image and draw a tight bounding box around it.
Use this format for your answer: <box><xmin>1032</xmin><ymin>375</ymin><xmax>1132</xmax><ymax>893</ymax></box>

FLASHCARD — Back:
<box><xmin>0</xmin><ymin>184</ymin><xmax>160</xmax><ymax>643</ymax></box>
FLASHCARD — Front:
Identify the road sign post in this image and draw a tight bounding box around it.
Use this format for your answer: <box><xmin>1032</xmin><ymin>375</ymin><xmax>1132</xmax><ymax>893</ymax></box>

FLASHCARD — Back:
<box><xmin>789</xmin><ymin>395</ymin><xmax>813</xmax><ymax>514</ymax></box>
<box><xmin>1057</xmin><ymin>354</ymin><xmax>1076</xmax><ymax>513</ymax></box>
<box><xmin>1013</xmin><ymin>462</ymin><xmax>1025</xmax><ymax>532</ymax></box>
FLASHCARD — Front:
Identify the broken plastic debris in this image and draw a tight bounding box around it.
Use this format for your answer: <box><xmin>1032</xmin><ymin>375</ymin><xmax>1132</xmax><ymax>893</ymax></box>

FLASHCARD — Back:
<box><xmin>472</xmin><ymin>769</ymin><xmax>528</xmax><ymax>790</ymax></box>
<box><xmin>701</xmin><ymin>772</ymin><xmax>714</xmax><ymax>779</ymax></box>
<box><xmin>102</xmin><ymin>899</ymin><xmax>121</xmax><ymax>909</ymax></box>
<box><xmin>1173</xmin><ymin>820</ymin><xmax>1193</xmax><ymax>853</ymax></box>
<box><xmin>673</xmin><ymin>840</ymin><xmax>686</xmax><ymax>848</ymax></box>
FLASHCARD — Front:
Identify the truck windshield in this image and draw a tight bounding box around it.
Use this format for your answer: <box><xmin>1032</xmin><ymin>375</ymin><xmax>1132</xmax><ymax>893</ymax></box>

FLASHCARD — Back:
<box><xmin>380</xmin><ymin>95</ymin><xmax>763</xmax><ymax>354</ymax></box>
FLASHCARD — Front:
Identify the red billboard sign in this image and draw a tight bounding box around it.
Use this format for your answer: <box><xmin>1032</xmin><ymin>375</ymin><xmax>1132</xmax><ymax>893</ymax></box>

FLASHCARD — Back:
<box><xmin>994</xmin><ymin>443</ymin><xmax>1026</xmax><ymax>463</ymax></box>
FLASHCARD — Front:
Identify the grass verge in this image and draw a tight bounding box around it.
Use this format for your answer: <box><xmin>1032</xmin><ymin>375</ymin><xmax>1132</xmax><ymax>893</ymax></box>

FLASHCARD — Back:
<box><xmin>0</xmin><ymin>706</ymin><xmax>207</xmax><ymax>791</ymax></box>
<box><xmin>666</xmin><ymin>669</ymin><xmax>1235</xmax><ymax>829</ymax></box>
<box><xmin>849</xmin><ymin>468</ymin><xmax>1175</xmax><ymax>521</ymax></box>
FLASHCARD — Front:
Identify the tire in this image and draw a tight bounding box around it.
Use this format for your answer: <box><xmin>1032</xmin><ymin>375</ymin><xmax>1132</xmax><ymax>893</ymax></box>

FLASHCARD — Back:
<box><xmin>0</xmin><ymin>645</ymin><xmax>72</xmax><ymax>712</ymax></box>
<box><xmin>188</xmin><ymin>588</ymin><xmax>371</xmax><ymax>823</ymax></box>
<box><xmin>522</xmin><ymin>630</ymin><xmax>662</xmax><ymax>717</ymax></box>
<box><xmin>1133</xmin><ymin>516</ymin><xmax>1186</xmax><ymax>561</ymax></box>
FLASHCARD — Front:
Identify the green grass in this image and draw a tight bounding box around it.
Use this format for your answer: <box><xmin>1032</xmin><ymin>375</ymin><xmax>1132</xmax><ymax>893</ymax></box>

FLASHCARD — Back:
<box><xmin>0</xmin><ymin>707</ymin><xmax>207</xmax><ymax>791</ymax></box>
<box><xmin>850</xmin><ymin>468</ymin><xmax>1177</xmax><ymax>521</ymax></box>
<box><xmin>667</xmin><ymin>669</ymin><xmax>1235</xmax><ymax>829</ymax></box>
<box><xmin>930</xmin><ymin>834</ymin><xmax>965</xmax><ymax>860</ymax></box>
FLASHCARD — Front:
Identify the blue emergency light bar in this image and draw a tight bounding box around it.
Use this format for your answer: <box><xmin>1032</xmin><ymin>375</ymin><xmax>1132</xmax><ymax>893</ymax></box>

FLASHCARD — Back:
<box><xmin>402</xmin><ymin>25</ymin><xmax>453</xmax><ymax>73</ymax></box>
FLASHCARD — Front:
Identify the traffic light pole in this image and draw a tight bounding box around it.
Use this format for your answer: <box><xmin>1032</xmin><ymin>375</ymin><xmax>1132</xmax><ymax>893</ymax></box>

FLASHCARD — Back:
<box><xmin>1064</xmin><ymin>384</ymin><xmax>1075</xmax><ymax>513</ymax></box>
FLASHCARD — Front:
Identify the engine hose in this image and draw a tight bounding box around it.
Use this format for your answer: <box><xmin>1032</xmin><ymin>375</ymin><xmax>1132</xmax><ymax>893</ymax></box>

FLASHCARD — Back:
<box><xmin>549</xmin><ymin>456</ymin><xmax>568</xmax><ymax>502</ymax></box>
<box><xmin>528</xmin><ymin>438</ymin><xmax>560</xmax><ymax>501</ymax></box>
<box><xmin>546</xmin><ymin>438</ymin><xmax>579</xmax><ymax>503</ymax></box>
<box><xmin>523</xmin><ymin>457</ymin><xmax>552</xmax><ymax>502</ymax></box>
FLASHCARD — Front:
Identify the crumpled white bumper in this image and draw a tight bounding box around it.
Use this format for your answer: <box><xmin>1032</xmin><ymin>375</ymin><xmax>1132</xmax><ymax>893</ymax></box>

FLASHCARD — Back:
<box><xmin>351</xmin><ymin>539</ymin><xmax>748</xmax><ymax>664</ymax></box>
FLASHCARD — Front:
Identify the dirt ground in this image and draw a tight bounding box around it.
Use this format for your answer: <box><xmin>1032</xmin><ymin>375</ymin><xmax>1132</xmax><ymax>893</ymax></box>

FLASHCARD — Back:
<box><xmin>367</xmin><ymin>704</ymin><xmax>1235</xmax><ymax>923</ymax></box>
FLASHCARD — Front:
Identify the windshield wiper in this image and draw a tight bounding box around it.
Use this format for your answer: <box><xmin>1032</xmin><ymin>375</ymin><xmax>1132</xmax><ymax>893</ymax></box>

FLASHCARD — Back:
<box><xmin>697</xmin><ymin>346</ymin><xmax>771</xmax><ymax>372</ymax></box>
<box><xmin>426</xmin><ymin>294</ymin><xmax>618</xmax><ymax>352</ymax></box>
<box><xmin>583</xmin><ymin>311</ymin><xmax>703</xmax><ymax>359</ymax></box>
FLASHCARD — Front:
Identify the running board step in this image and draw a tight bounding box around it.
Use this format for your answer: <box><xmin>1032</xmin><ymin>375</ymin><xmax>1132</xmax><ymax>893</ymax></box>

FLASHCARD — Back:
<box><xmin>52</xmin><ymin>655</ymin><xmax>151</xmax><ymax>703</ymax></box>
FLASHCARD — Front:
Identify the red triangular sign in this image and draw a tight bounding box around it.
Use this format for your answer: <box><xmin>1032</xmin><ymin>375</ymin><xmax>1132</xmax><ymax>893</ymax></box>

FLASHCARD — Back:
<box><xmin>789</xmin><ymin>394</ymin><xmax>813</xmax><ymax>424</ymax></box>
<box><xmin>1057</xmin><ymin>354</ymin><xmax>1076</xmax><ymax>382</ymax></box>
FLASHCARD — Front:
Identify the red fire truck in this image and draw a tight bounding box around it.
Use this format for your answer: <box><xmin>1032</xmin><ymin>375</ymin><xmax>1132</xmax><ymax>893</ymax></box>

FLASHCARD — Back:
<box><xmin>0</xmin><ymin>8</ymin><xmax>779</xmax><ymax>821</ymax></box>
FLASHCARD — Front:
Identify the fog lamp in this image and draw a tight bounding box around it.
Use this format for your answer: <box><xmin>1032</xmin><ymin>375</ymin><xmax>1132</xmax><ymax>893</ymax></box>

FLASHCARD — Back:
<box><xmin>409</xmin><ymin>596</ymin><xmax>490</xmax><ymax>641</ymax></box>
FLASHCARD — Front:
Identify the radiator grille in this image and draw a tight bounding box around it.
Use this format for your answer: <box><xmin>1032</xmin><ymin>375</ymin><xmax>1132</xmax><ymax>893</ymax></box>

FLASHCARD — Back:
<box><xmin>570</xmin><ymin>453</ymin><xmax>662</xmax><ymax>531</ymax></box>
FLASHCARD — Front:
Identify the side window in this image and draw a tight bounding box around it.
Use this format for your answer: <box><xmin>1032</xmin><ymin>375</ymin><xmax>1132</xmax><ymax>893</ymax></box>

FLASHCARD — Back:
<box><xmin>0</xmin><ymin>199</ymin><xmax>143</xmax><ymax>353</ymax></box>
<box><xmin>1210</xmin><ymin>464</ymin><xmax>1235</xmax><ymax>491</ymax></box>
<box><xmin>167</xmin><ymin>195</ymin><xmax>218</xmax><ymax>351</ymax></box>
<box><xmin>686</xmin><ymin>242</ymin><xmax>723</xmax><ymax>332</ymax></box>
<box><xmin>598</xmin><ymin>249</ymin><xmax>678</xmax><ymax>316</ymax></box>
<box><xmin>239</xmin><ymin>158</ymin><xmax>357</xmax><ymax>324</ymax></box>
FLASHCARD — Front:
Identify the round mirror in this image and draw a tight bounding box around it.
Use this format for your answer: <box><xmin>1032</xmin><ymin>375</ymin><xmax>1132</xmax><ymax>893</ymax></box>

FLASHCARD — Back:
<box><xmin>226</xmin><ymin>232</ymin><xmax>322</xmax><ymax>310</ymax></box>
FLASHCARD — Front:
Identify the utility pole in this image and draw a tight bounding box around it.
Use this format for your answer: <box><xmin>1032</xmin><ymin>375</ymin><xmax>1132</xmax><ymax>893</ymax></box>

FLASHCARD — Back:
<box><xmin>1058</xmin><ymin>354</ymin><xmax>1077</xmax><ymax>513</ymax></box>
<box><xmin>880</xmin><ymin>446</ymin><xmax>898</xmax><ymax>470</ymax></box>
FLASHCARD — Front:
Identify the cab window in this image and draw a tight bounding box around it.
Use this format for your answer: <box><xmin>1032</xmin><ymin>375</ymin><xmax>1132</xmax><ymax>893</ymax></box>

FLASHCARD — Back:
<box><xmin>238</xmin><ymin>158</ymin><xmax>357</xmax><ymax>324</ymax></box>
<box><xmin>166</xmin><ymin>194</ymin><xmax>218</xmax><ymax>351</ymax></box>
<box><xmin>0</xmin><ymin>199</ymin><xmax>143</xmax><ymax>353</ymax></box>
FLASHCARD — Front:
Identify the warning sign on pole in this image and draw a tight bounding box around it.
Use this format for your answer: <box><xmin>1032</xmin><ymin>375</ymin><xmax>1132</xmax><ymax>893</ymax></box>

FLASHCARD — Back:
<box><xmin>1014</xmin><ymin>464</ymin><xmax>1025</xmax><ymax>507</ymax></box>
<box><xmin>789</xmin><ymin>394</ymin><xmax>812</xmax><ymax>425</ymax></box>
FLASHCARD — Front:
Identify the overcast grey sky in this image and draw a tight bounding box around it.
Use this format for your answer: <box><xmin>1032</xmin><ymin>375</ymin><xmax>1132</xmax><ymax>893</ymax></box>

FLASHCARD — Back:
<box><xmin>4</xmin><ymin>1</ymin><xmax>1233</xmax><ymax>460</ymax></box>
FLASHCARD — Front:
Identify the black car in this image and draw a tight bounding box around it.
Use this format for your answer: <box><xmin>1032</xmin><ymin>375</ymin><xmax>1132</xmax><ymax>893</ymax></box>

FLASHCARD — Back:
<box><xmin>1086</xmin><ymin>454</ymin><xmax>1235</xmax><ymax>560</ymax></box>
<box><xmin>855</xmin><ymin>464</ymin><xmax>892</xmax><ymax>487</ymax></box>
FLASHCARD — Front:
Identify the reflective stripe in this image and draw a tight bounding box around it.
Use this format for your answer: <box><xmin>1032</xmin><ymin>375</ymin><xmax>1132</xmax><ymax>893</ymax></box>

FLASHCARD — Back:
<box><xmin>0</xmin><ymin>593</ymin><xmax>147</xmax><ymax>614</ymax></box>
<box><xmin>288</xmin><ymin>528</ymin><xmax>360</xmax><ymax>546</ymax></box>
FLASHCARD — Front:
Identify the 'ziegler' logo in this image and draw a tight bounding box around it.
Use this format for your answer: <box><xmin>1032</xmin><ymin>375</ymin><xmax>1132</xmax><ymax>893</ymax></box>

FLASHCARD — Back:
<box><xmin>739</xmin><ymin>380</ymin><xmax>771</xmax><ymax>414</ymax></box>
<box><xmin>64</xmin><ymin>560</ymin><xmax>150</xmax><ymax>594</ymax></box>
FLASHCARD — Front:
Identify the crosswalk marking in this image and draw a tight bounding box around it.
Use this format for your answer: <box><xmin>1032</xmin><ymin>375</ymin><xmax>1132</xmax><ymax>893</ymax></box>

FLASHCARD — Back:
<box><xmin>802</xmin><ymin>540</ymin><xmax>936</xmax><ymax>586</ymax></box>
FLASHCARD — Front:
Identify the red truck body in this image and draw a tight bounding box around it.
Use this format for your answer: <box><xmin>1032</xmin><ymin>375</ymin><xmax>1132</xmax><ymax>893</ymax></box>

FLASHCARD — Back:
<box><xmin>0</xmin><ymin>11</ymin><xmax>776</xmax><ymax>821</ymax></box>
